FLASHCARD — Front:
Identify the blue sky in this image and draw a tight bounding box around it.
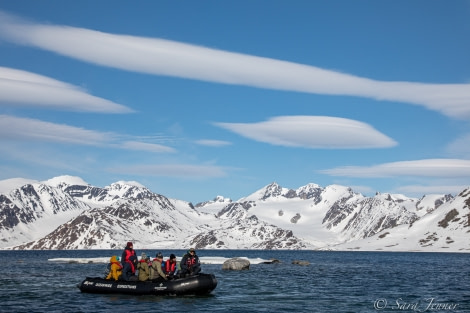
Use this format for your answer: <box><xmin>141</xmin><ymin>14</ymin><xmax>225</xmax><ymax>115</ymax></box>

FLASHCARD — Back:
<box><xmin>1</xmin><ymin>1</ymin><xmax>470</xmax><ymax>203</ymax></box>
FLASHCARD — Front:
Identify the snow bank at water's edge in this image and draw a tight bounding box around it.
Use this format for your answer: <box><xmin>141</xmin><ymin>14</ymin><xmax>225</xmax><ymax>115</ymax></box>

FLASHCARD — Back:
<box><xmin>48</xmin><ymin>256</ymin><xmax>274</xmax><ymax>264</ymax></box>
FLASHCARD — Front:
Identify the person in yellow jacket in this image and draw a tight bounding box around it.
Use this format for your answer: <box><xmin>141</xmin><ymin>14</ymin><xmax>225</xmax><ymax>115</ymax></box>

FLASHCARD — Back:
<box><xmin>105</xmin><ymin>255</ymin><xmax>123</xmax><ymax>281</ymax></box>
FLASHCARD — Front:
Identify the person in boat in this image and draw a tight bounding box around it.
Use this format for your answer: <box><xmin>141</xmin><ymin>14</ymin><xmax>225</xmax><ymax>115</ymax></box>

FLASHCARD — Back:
<box><xmin>105</xmin><ymin>255</ymin><xmax>123</xmax><ymax>281</ymax></box>
<box><xmin>137</xmin><ymin>252</ymin><xmax>151</xmax><ymax>281</ymax></box>
<box><xmin>164</xmin><ymin>253</ymin><xmax>178</xmax><ymax>278</ymax></box>
<box><xmin>121</xmin><ymin>241</ymin><xmax>137</xmax><ymax>267</ymax></box>
<box><xmin>150</xmin><ymin>252</ymin><xmax>167</xmax><ymax>281</ymax></box>
<box><xmin>121</xmin><ymin>255</ymin><xmax>138</xmax><ymax>281</ymax></box>
<box><xmin>180</xmin><ymin>248</ymin><xmax>201</xmax><ymax>277</ymax></box>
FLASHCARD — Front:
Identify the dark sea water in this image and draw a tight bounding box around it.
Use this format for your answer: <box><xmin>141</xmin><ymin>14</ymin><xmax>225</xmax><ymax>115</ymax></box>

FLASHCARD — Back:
<box><xmin>0</xmin><ymin>250</ymin><xmax>468</xmax><ymax>313</ymax></box>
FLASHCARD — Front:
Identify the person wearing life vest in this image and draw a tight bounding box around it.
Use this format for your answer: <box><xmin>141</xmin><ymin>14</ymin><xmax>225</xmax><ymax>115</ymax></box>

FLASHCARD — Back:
<box><xmin>150</xmin><ymin>252</ymin><xmax>167</xmax><ymax>281</ymax></box>
<box><xmin>121</xmin><ymin>242</ymin><xmax>138</xmax><ymax>281</ymax></box>
<box><xmin>164</xmin><ymin>254</ymin><xmax>178</xmax><ymax>278</ymax></box>
<box><xmin>105</xmin><ymin>255</ymin><xmax>123</xmax><ymax>281</ymax></box>
<box><xmin>121</xmin><ymin>241</ymin><xmax>137</xmax><ymax>266</ymax></box>
<box><xmin>137</xmin><ymin>252</ymin><xmax>150</xmax><ymax>281</ymax></box>
<box><xmin>180</xmin><ymin>248</ymin><xmax>201</xmax><ymax>277</ymax></box>
<box><xmin>121</xmin><ymin>255</ymin><xmax>138</xmax><ymax>281</ymax></box>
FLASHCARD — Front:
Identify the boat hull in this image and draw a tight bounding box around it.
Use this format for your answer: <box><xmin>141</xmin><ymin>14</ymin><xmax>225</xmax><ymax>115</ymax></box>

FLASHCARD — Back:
<box><xmin>78</xmin><ymin>273</ymin><xmax>217</xmax><ymax>296</ymax></box>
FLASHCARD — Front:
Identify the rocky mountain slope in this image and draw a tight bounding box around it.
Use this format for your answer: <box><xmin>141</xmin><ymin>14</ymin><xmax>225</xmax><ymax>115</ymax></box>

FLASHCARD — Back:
<box><xmin>0</xmin><ymin>176</ymin><xmax>468</xmax><ymax>251</ymax></box>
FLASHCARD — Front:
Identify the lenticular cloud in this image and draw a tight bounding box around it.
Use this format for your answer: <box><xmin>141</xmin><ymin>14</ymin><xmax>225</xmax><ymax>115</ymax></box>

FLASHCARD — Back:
<box><xmin>1</xmin><ymin>11</ymin><xmax>469</xmax><ymax>119</ymax></box>
<box><xmin>0</xmin><ymin>114</ymin><xmax>174</xmax><ymax>153</ymax></box>
<box><xmin>319</xmin><ymin>159</ymin><xmax>470</xmax><ymax>177</ymax></box>
<box><xmin>0</xmin><ymin>66</ymin><xmax>132</xmax><ymax>113</ymax></box>
<box><xmin>215</xmin><ymin>116</ymin><xmax>397</xmax><ymax>149</ymax></box>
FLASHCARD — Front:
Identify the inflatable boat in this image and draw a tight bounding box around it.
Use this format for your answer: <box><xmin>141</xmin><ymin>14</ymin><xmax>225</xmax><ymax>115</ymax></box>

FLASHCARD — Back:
<box><xmin>77</xmin><ymin>273</ymin><xmax>217</xmax><ymax>296</ymax></box>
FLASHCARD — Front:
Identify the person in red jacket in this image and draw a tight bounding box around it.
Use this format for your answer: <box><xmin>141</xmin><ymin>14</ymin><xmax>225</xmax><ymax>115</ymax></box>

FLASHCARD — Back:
<box><xmin>121</xmin><ymin>242</ymin><xmax>138</xmax><ymax>281</ymax></box>
<box><xmin>121</xmin><ymin>242</ymin><xmax>137</xmax><ymax>265</ymax></box>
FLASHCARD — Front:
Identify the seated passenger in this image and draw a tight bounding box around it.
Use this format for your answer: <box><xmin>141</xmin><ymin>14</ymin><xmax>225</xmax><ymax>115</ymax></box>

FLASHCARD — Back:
<box><xmin>150</xmin><ymin>252</ymin><xmax>167</xmax><ymax>281</ymax></box>
<box><xmin>105</xmin><ymin>255</ymin><xmax>123</xmax><ymax>281</ymax></box>
<box><xmin>164</xmin><ymin>254</ymin><xmax>178</xmax><ymax>278</ymax></box>
<box><xmin>180</xmin><ymin>248</ymin><xmax>201</xmax><ymax>277</ymax></box>
<box><xmin>121</xmin><ymin>242</ymin><xmax>137</xmax><ymax>267</ymax></box>
<box><xmin>137</xmin><ymin>252</ymin><xmax>150</xmax><ymax>281</ymax></box>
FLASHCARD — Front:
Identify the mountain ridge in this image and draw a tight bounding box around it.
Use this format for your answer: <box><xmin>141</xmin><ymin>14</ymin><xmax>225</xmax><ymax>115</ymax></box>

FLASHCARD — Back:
<box><xmin>0</xmin><ymin>176</ymin><xmax>468</xmax><ymax>252</ymax></box>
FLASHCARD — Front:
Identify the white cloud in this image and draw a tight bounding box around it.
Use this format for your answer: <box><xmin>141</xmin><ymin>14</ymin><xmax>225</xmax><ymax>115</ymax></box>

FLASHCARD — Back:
<box><xmin>194</xmin><ymin>139</ymin><xmax>232</xmax><ymax>147</ymax></box>
<box><xmin>320</xmin><ymin>159</ymin><xmax>470</xmax><ymax>178</ymax></box>
<box><xmin>445</xmin><ymin>133</ymin><xmax>470</xmax><ymax>158</ymax></box>
<box><xmin>0</xmin><ymin>115</ymin><xmax>174</xmax><ymax>152</ymax></box>
<box><xmin>1</xmin><ymin>11</ymin><xmax>469</xmax><ymax>119</ymax></box>
<box><xmin>107</xmin><ymin>163</ymin><xmax>228</xmax><ymax>178</ymax></box>
<box><xmin>0</xmin><ymin>114</ymin><xmax>111</xmax><ymax>145</ymax></box>
<box><xmin>120</xmin><ymin>141</ymin><xmax>176</xmax><ymax>153</ymax></box>
<box><xmin>394</xmin><ymin>184</ymin><xmax>469</xmax><ymax>196</ymax></box>
<box><xmin>214</xmin><ymin>116</ymin><xmax>397</xmax><ymax>148</ymax></box>
<box><xmin>0</xmin><ymin>66</ymin><xmax>132</xmax><ymax>113</ymax></box>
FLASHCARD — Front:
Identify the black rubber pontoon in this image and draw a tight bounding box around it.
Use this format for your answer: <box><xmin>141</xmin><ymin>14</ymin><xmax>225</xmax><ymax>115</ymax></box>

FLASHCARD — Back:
<box><xmin>77</xmin><ymin>273</ymin><xmax>217</xmax><ymax>296</ymax></box>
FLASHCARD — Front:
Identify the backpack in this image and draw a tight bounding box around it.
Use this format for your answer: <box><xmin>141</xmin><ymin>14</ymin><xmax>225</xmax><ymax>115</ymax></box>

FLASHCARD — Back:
<box><xmin>104</xmin><ymin>262</ymin><xmax>112</xmax><ymax>278</ymax></box>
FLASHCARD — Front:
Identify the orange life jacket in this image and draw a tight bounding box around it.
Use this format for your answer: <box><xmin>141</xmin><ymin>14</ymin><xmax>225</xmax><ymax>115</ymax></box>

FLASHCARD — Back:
<box><xmin>165</xmin><ymin>260</ymin><xmax>176</xmax><ymax>273</ymax></box>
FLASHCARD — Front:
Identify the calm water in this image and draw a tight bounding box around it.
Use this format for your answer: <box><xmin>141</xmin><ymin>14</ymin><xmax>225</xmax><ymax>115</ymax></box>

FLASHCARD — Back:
<box><xmin>0</xmin><ymin>250</ymin><xmax>468</xmax><ymax>312</ymax></box>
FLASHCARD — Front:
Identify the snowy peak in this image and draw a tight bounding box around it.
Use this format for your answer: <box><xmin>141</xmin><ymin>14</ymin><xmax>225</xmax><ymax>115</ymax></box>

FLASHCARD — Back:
<box><xmin>331</xmin><ymin>188</ymin><xmax>470</xmax><ymax>252</ymax></box>
<box><xmin>61</xmin><ymin>179</ymin><xmax>158</xmax><ymax>206</ymax></box>
<box><xmin>194</xmin><ymin>196</ymin><xmax>233</xmax><ymax>216</ymax></box>
<box><xmin>104</xmin><ymin>181</ymin><xmax>153</xmax><ymax>199</ymax></box>
<box><xmin>195</xmin><ymin>195</ymin><xmax>232</xmax><ymax>208</ymax></box>
<box><xmin>0</xmin><ymin>181</ymin><xmax>92</xmax><ymax>246</ymax></box>
<box><xmin>243</xmin><ymin>182</ymin><xmax>325</xmax><ymax>201</ymax></box>
<box><xmin>416</xmin><ymin>193</ymin><xmax>454</xmax><ymax>215</ymax></box>
<box><xmin>296</xmin><ymin>183</ymin><xmax>323</xmax><ymax>200</ymax></box>
<box><xmin>43</xmin><ymin>175</ymin><xmax>90</xmax><ymax>189</ymax></box>
<box><xmin>261</xmin><ymin>182</ymin><xmax>284</xmax><ymax>199</ymax></box>
<box><xmin>241</xmin><ymin>182</ymin><xmax>283</xmax><ymax>201</ymax></box>
<box><xmin>214</xmin><ymin>195</ymin><xmax>232</xmax><ymax>203</ymax></box>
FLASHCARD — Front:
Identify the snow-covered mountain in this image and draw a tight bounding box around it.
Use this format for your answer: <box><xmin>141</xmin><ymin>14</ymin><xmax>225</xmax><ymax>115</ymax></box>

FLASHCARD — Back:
<box><xmin>0</xmin><ymin>176</ymin><xmax>468</xmax><ymax>252</ymax></box>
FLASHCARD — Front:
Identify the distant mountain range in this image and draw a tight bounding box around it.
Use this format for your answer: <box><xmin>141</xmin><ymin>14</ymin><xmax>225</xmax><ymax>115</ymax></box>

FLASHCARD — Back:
<box><xmin>0</xmin><ymin>175</ymin><xmax>468</xmax><ymax>252</ymax></box>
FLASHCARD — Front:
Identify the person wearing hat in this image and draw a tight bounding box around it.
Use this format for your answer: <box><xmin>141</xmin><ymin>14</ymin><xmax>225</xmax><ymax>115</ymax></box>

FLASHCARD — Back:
<box><xmin>105</xmin><ymin>255</ymin><xmax>122</xmax><ymax>281</ymax></box>
<box><xmin>150</xmin><ymin>252</ymin><xmax>167</xmax><ymax>281</ymax></box>
<box><xmin>121</xmin><ymin>242</ymin><xmax>137</xmax><ymax>268</ymax></box>
<box><xmin>180</xmin><ymin>248</ymin><xmax>201</xmax><ymax>277</ymax></box>
<box><xmin>137</xmin><ymin>252</ymin><xmax>150</xmax><ymax>281</ymax></box>
<box><xmin>164</xmin><ymin>254</ymin><xmax>178</xmax><ymax>278</ymax></box>
<box><xmin>121</xmin><ymin>242</ymin><xmax>138</xmax><ymax>281</ymax></box>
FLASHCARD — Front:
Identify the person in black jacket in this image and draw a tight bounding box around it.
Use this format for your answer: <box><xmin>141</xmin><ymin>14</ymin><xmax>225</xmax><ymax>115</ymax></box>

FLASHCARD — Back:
<box><xmin>179</xmin><ymin>248</ymin><xmax>201</xmax><ymax>277</ymax></box>
<box><xmin>121</xmin><ymin>255</ymin><xmax>138</xmax><ymax>281</ymax></box>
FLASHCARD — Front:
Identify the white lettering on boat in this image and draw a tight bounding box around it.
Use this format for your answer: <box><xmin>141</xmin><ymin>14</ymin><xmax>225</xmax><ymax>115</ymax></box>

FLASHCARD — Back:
<box><xmin>117</xmin><ymin>285</ymin><xmax>137</xmax><ymax>289</ymax></box>
<box><xmin>155</xmin><ymin>282</ymin><xmax>167</xmax><ymax>291</ymax></box>
<box><xmin>155</xmin><ymin>286</ymin><xmax>167</xmax><ymax>291</ymax></box>
<box><xmin>96</xmin><ymin>283</ymin><xmax>113</xmax><ymax>288</ymax></box>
